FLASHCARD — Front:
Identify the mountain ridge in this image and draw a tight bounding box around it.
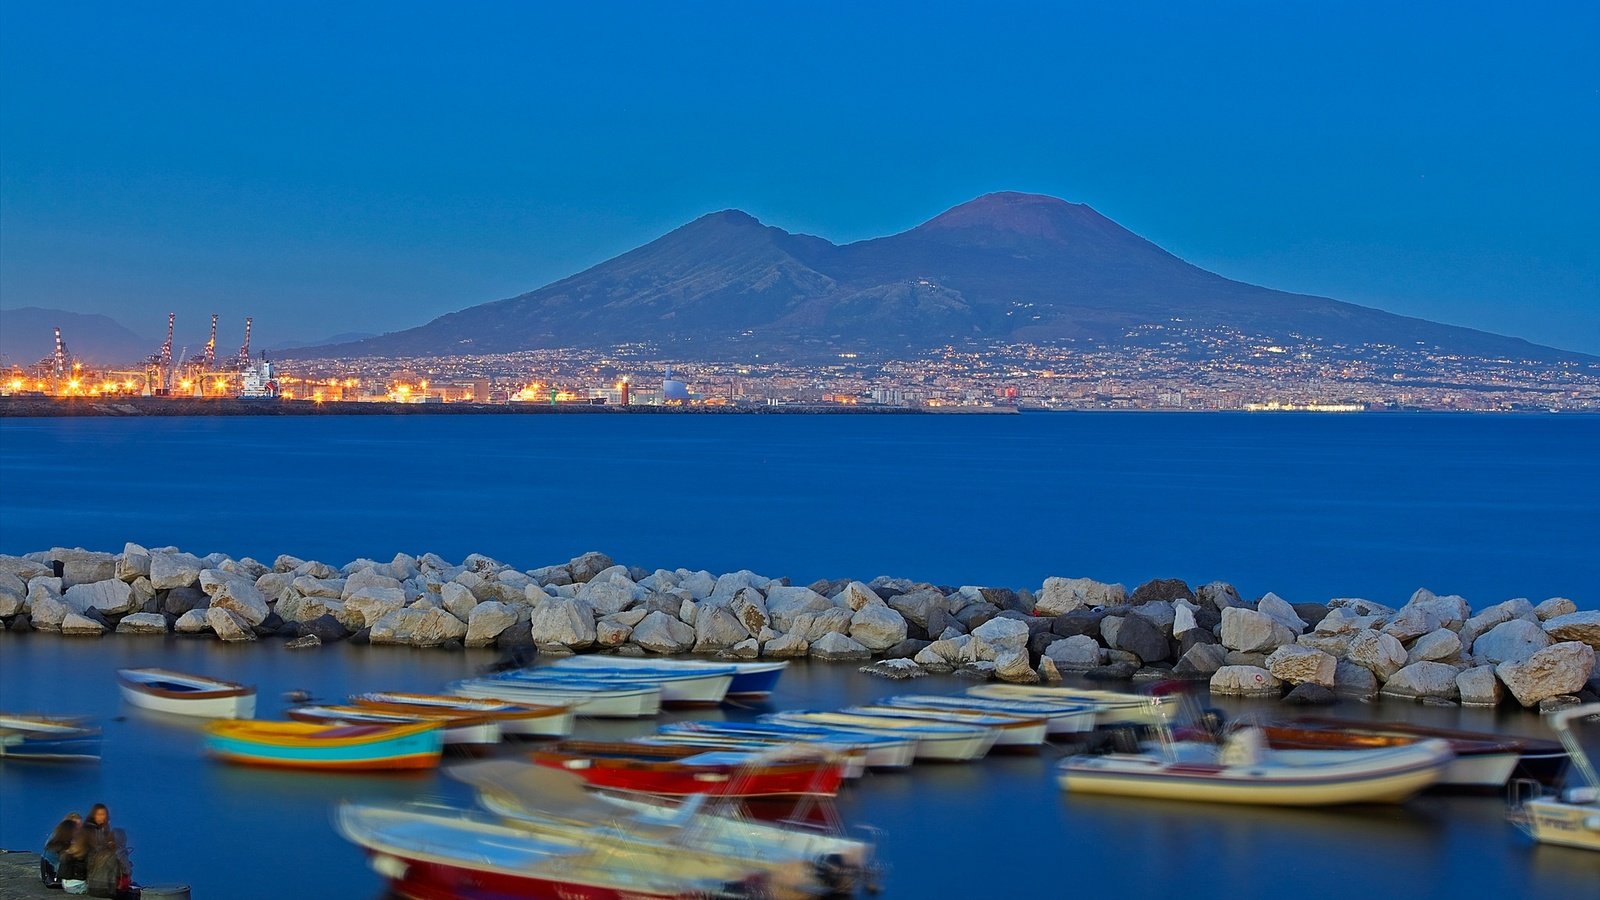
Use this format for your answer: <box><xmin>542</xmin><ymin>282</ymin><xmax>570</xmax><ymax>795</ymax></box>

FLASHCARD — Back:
<box><xmin>283</xmin><ymin>193</ymin><xmax>1594</xmax><ymax>363</ymax></box>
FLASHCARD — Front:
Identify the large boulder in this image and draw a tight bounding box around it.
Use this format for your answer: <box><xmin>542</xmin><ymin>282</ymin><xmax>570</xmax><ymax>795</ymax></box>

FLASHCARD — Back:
<box><xmin>565</xmin><ymin>551</ymin><xmax>615</xmax><ymax>583</ymax></box>
<box><xmin>1472</xmin><ymin>619</ymin><xmax>1554</xmax><ymax>665</ymax></box>
<box><xmin>1129</xmin><ymin>578</ymin><xmax>1194</xmax><ymax>605</ymax></box>
<box><xmin>764</xmin><ymin>586</ymin><xmax>834</xmax><ymax>632</ymax></box>
<box><xmin>60</xmin><ymin>612</ymin><xmax>106</xmax><ymax>636</ymax></box>
<box><xmin>465</xmin><ymin>601</ymin><xmax>518</xmax><ymax>648</ymax></box>
<box><xmin>1460</xmin><ymin>600</ymin><xmax>1537</xmax><ymax>648</ymax></box>
<box><xmin>1402</xmin><ymin>589</ymin><xmax>1471</xmax><ymax>629</ymax></box>
<box><xmin>116</xmin><ymin>543</ymin><xmax>152</xmax><ymax>581</ymax></box>
<box><xmin>1112</xmin><ymin>613</ymin><xmax>1169</xmax><ymax>664</ymax></box>
<box><xmin>299</xmin><ymin>614</ymin><xmax>351</xmax><ymax>643</ymax></box>
<box><xmin>1381</xmin><ymin>662</ymin><xmax>1461</xmax><ymax>702</ymax></box>
<box><xmin>849</xmin><ymin>604</ymin><xmax>908</xmax><ymax>651</ymax></box>
<box><xmin>440</xmin><ymin>582</ymin><xmax>480</xmax><ymax>620</ymax></box>
<box><xmin>632</xmin><ymin>611</ymin><xmax>695</xmax><ymax>653</ymax></box>
<box><xmin>342</xmin><ymin>587</ymin><xmax>408</xmax><ymax>629</ymax></box>
<box><xmin>277</xmin><ymin>594</ymin><xmax>344</xmax><ymax>624</ymax></box>
<box><xmin>174</xmin><ymin>608</ymin><xmax>210</xmax><ymax>634</ymax></box>
<box><xmin>1196</xmin><ymin>581</ymin><xmax>1245</xmax><ymax>610</ymax></box>
<box><xmin>29</xmin><ymin>584</ymin><xmax>71</xmax><ymax>630</ymax></box>
<box><xmin>1332</xmin><ymin>658</ymin><xmax>1380</xmax><ymax>697</ymax></box>
<box><xmin>52</xmin><ymin>548</ymin><xmax>117</xmax><ymax>588</ymax></box>
<box><xmin>149</xmin><ymin>550</ymin><xmax>203</xmax><ymax>590</ymax></box>
<box><xmin>577</xmin><ymin>579</ymin><xmax>640</xmax><ymax>617</ymax></box>
<box><xmin>0</xmin><ymin>571</ymin><xmax>25</xmax><ymax>618</ymax></box>
<box><xmin>1044</xmin><ymin>636</ymin><xmax>1103</xmax><ymax>671</ymax></box>
<box><xmin>970</xmin><ymin>616</ymin><xmax>1030</xmax><ymax>657</ymax></box>
<box><xmin>63</xmin><ymin>579</ymin><xmax>137</xmax><ymax>616</ymax></box>
<box><xmin>1407</xmin><ymin>628</ymin><xmax>1462</xmax><ymax>665</ymax></box>
<box><xmin>371</xmin><ymin>607</ymin><xmax>466</xmax><ymax>646</ymax></box>
<box><xmin>1534</xmin><ymin>598</ymin><xmax>1577</xmax><ymax>621</ymax></box>
<box><xmin>1255</xmin><ymin>593</ymin><xmax>1307</xmax><ymax>633</ymax></box>
<box><xmin>791</xmin><ymin>608</ymin><xmax>854</xmax><ymax>642</ymax></box>
<box><xmin>1036</xmin><ymin>577</ymin><xmax>1125</xmax><ymax>616</ymax></box>
<box><xmin>341</xmin><ymin>570</ymin><xmax>404</xmax><ymax>600</ymax></box>
<box><xmin>762</xmin><ymin>631</ymin><xmax>809</xmax><ymax>659</ymax></box>
<box><xmin>1542</xmin><ymin>611</ymin><xmax>1600</xmax><ymax>650</ymax></box>
<box><xmin>206</xmin><ymin>607</ymin><xmax>256</xmax><ymax>642</ymax></box>
<box><xmin>199</xmin><ymin>569</ymin><xmax>271</xmax><ymax>626</ymax></box>
<box><xmin>1174</xmin><ymin>643</ymin><xmax>1228</xmax><ymax>678</ymax></box>
<box><xmin>1219</xmin><ymin>607</ymin><xmax>1297</xmax><ymax>653</ymax></box>
<box><xmin>1496</xmin><ymin>642</ymin><xmax>1597</xmax><ymax>707</ymax></box>
<box><xmin>810</xmin><ymin>632</ymin><xmax>872</xmax><ymax>661</ymax></box>
<box><xmin>994</xmin><ymin>650</ymin><xmax>1038</xmax><ymax>683</ymax></box>
<box><xmin>1209</xmin><ymin>665</ymin><xmax>1282</xmax><ymax>697</ymax></box>
<box><xmin>115</xmin><ymin>612</ymin><xmax>169</xmax><ymax>635</ymax></box>
<box><xmin>527</xmin><ymin>598</ymin><xmax>597</xmax><ymax>649</ymax></box>
<box><xmin>838</xmin><ymin>582</ymin><xmax>885</xmax><ymax>611</ymax></box>
<box><xmin>729</xmin><ymin>589</ymin><xmax>771</xmax><ymax>634</ymax></box>
<box><xmin>694</xmin><ymin>605</ymin><xmax>751</xmax><ymax>652</ymax></box>
<box><xmin>1456</xmin><ymin>665</ymin><xmax>1503</xmax><ymax>706</ymax></box>
<box><xmin>1382</xmin><ymin>604</ymin><xmax>1441</xmax><ymax>643</ymax></box>
<box><xmin>886</xmin><ymin>588</ymin><xmax>945</xmax><ymax>630</ymax></box>
<box><xmin>1345</xmin><ymin>630</ymin><xmax>1408</xmax><ymax>681</ymax></box>
<box><xmin>1265</xmin><ymin>645</ymin><xmax>1337</xmax><ymax>687</ymax></box>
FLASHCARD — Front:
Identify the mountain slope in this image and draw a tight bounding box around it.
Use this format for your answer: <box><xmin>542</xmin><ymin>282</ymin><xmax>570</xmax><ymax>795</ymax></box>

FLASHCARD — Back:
<box><xmin>292</xmin><ymin>193</ymin><xmax>1588</xmax><ymax>362</ymax></box>
<box><xmin>0</xmin><ymin>307</ymin><xmax>154</xmax><ymax>366</ymax></box>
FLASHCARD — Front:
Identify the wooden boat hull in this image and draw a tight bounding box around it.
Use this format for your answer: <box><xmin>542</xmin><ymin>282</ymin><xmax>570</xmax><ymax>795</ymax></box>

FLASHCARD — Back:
<box><xmin>532</xmin><ymin>742</ymin><xmax>846</xmax><ymax>798</ymax></box>
<box><xmin>451</xmin><ymin>679</ymin><xmax>661</xmax><ymax>718</ymax></box>
<box><xmin>0</xmin><ymin>716</ymin><xmax>102</xmax><ymax>761</ymax></box>
<box><xmin>351</xmin><ymin>693</ymin><xmax>575</xmax><ymax>737</ymax></box>
<box><xmin>206</xmin><ymin>721</ymin><xmax>443</xmax><ymax>771</ymax></box>
<box><xmin>117</xmin><ymin>668</ymin><xmax>256</xmax><ymax>719</ymax></box>
<box><xmin>1059</xmin><ymin>740</ymin><xmax>1453</xmax><ymax>806</ymax></box>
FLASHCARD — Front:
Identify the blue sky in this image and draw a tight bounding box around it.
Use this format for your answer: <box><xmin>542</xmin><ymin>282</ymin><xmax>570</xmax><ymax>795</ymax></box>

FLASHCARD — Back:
<box><xmin>1</xmin><ymin>1</ymin><xmax>1596</xmax><ymax>352</ymax></box>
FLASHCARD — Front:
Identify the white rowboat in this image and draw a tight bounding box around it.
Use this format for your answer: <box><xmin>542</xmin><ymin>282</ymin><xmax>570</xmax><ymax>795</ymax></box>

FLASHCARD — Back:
<box><xmin>117</xmin><ymin>668</ymin><xmax>256</xmax><ymax>719</ymax></box>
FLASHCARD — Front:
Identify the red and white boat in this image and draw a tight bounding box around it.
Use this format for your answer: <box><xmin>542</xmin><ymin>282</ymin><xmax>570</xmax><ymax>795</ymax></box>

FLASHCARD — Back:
<box><xmin>335</xmin><ymin>802</ymin><xmax>767</xmax><ymax>900</ymax></box>
<box><xmin>530</xmin><ymin>740</ymin><xmax>847</xmax><ymax>798</ymax></box>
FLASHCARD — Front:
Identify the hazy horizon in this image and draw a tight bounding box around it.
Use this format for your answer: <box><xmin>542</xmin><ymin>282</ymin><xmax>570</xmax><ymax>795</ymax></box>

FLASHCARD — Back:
<box><xmin>2</xmin><ymin>3</ymin><xmax>1596</xmax><ymax>353</ymax></box>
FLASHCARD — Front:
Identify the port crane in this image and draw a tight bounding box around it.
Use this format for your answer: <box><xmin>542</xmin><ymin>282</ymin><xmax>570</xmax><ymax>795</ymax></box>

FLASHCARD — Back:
<box><xmin>203</xmin><ymin>314</ymin><xmax>218</xmax><ymax>369</ymax></box>
<box><xmin>237</xmin><ymin>317</ymin><xmax>253</xmax><ymax>368</ymax></box>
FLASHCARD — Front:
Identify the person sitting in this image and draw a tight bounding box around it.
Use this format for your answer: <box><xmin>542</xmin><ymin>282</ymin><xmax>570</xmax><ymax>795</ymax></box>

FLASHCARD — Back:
<box><xmin>60</xmin><ymin>804</ymin><xmax>111</xmax><ymax>896</ymax></box>
<box><xmin>86</xmin><ymin>826</ymin><xmax>136</xmax><ymax>899</ymax></box>
<box><xmin>40</xmin><ymin>812</ymin><xmax>82</xmax><ymax>888</ymax></box>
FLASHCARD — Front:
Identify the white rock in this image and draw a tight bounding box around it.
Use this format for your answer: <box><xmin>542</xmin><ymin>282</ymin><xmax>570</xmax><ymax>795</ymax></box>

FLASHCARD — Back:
<box><xmin>441</xmin><ymin>582</ymin><xmax>479</xmax><ymax>620</ymax></box>
<box><xmin>994</xmin><ymin>650</ymin><xmax>1038</xmax><ymax>683</ymax></box>
<box><xmin>1044</xmin><ymin>635</ymin><xmax>1102</xmax><ymax>671</ymax></box>
<box><xmin>206</xmin><ymin>607</ymin><xmax>256</xmax><ymax>642</ymax></box>
<box><xmin>527</xmin><ymin>598</ymin><xmax>596</xmax><ymax>649</ymax></box>
<box><xmin>764</xmin><ymin>586</ymin><xmax>834</xmax><ymax>631</ymax></box>
<box><xmin>721</xmin><ymin>638</ymin><xmax>761</xmax><ymax>660</ymax></box>
<box><xmin>1171</xmin><ymin>600</ymin><xmax>1200</xmax><ymax>636</ymax></box>
<box><xmin>1209</xmin><ymin>665</ymin><xmax>1282</xmax><ymax>697</ymax></box>
<box><xmin>762</xmin><ymin>631</ymin><xmax>809</xmax><ymax>659</ymax></box>
<box><xmin>1036</xmin><ymin>577</ymin><xmax>1126</xmax><ymax>616</ymax></box>
<box><xmin>838</xmin><ymin>581</ymin><xmax>885</xmax><ymax>611</ymax></box>
<box><xmin>1220</xmin><ymin>607</ymin><xmax>1297</xmax><ymax>653</ymax></box>
<box><xmin>1534</xmin><ymin>598</ymin><xmax>1578</xmax><ymax>621</ymax></box>
<box><xmin>970</xmin><ymin>616</ymin><xmax>1030</xmax><ymax>656</ymax></box>
<box><xmin>116</xmin><ymin>543</ymin><xmax>152</xmax><ymax>581</ymax></box>
<box><xmin>115</xmin><ymin>612</ymin><xmax>169</xmax><ymax>635</ymax></box>
<box><xmin>1495</xmin><ymin>642</ymin><xmax>1596</xmax><ymax>707</ymax></box>
<box><xmin>0</xmin><ymin>571</ymin><xmax>25</xmax><ymax>617</ymax></box>
<box><xmin>465</xmin><ymin>601</ymin><xmax>518</xmax><ymax>648</ymax></box>
<box><xmin>1542</xmin><ymin>611</ymin><xmax>1600</xmax><ymax>650</ymax></box>
<box><xmin>1382</xmin><ymin>605</ymin><xmax>1442</xmax><ymax>643</ymax></box>
<box><xmin>1403</xmin><ymin>589</ymin><xmax>1470</xmax><ymax>628</ymax></box>
<box><xmin>52</xmin><ymin>548</ymin><xmax>116</xmax><ymax>588</ymax></box>
<box><xmin>1406</xmin><ymin>628</ymin><xmax>1462</xmax><ymax>665</ymax></box>
<box><xmin>631</xmin><ymin>610</ymin><xmax>695</xmax><ymax>653</ymax></box>
<box><xmin>1265</xmin><ymin>645</ymin><xmax>1337</xmax><ymax>687</ymax></box>
<box><xmin>729</xmin><ymin>588</ymin><xmax>770</xmax><ymax>634</ymax></box>
<box><xmin>694</xmin><ymin>605</ymin><xmax>752</xmax><ymax>652</ymax></box>
<box><xmin>174</xmin><ymin>608</ymin><xmax>210</xmax><ymax>633</ymax></box>
<box><xmin>29</xmin><ymin>585</ymin><xmax>70</xmax><ymax>630</ymax></box>
<box><xmin>577</xmin><ymin>579</ymin><xmax>641</xmax><ymax>616</ymax></box>
<box><xmin>849</xmin><ymin>604</ymin><xmax>908</xmax><ymax>651</ymax></box>
<box><xmin>277</xmin><ymin>594</ymin><xmax>343</xmax><ymax>624</ymax></box>
<box><xmin>149</xmin><ymin>550</ymin><xmax>203</xmax><ymax>590</ymax></box>
<box><xmin>1456</xmin><ymin>665</ymin><xmax>1503</xmax><ymax>706</ymax></box>
<box><xmin>809</xmin><ymin>632</ymin><xmax>871</xmax><ymax>661</ymax></box>
<box><xmin>341</xmin><ymin>570</ymin><xmax>403</xmax><ymax>600</ymax></box>
<box><xmin>343</xmin><ymin>587</ymin><xmax>408</xmax><ymax>628</ymax></box>
<box><xmin>1196</xmin><ymin>581</ymin><xmax>1246</xmax><ymax>610</ymax></box>
<box><xmin>371</xmin><ymin>607</ymin><xmax>466</xmax><ymax>646</ymax></box>
<box><xmin>63</xmin><ymin>580</ymin><xmax>137</xmax><ymax>616</ymax></box>
<box><xmin>198</xmin><ymin>568</ymin><xmax>271</xmax><ymax>626</ymax></box>
<box><xmin>1380</xmin><ymin>661</ymin><xmax>1461</xmax><ymax>702</ymax></box>
<box><xmin>596</xmin><ymin>619</ymin><xmax>632</xmax><ymax>647</ymax></box>
<box><xmin>792</xmin><ymin>608</ymin><xmax>854</xmax><ymax>641</ymax></box>
<box><xmin>1256</xmin><ymin>593</ymin><xmax>1307</xmax><ymax>633</ymax></box>
<box><xmin>60</xmin><ymin>612</ymin><xmax>105</xmax><ymax>636</ymax></box>
<box><xmin>1472</xmin><ymin>619</ymin><xmax>1554</xmax><ymax>664</ymax></box>
<box><xmin>1345</xmin><ymin>630</ymin><xmax>1408</xmax><ymax>681</ymax></box>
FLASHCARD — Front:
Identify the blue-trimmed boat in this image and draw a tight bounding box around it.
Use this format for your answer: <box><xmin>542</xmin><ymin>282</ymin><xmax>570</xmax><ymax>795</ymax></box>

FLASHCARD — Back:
<box><xmin>0</xmin><ymin>715</ymin><xmax>101</xmax><ymax>762</ymax></box>
<box><xmin>553</xmin><ymin>657</ymin><xmax>789</xmax><ymax>700</ymax></box>
<box><xmin>205</xmin><ymin>720</ymin><xmax>443</xmax><ymax>771</ymax></box>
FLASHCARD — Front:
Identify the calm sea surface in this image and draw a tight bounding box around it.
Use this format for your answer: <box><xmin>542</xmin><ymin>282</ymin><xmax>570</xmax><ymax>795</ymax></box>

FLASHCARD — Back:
<box><xmin>1</xmin><ymin>412</ymin><xmax>1598</xmax><ymax>899</ymax></box>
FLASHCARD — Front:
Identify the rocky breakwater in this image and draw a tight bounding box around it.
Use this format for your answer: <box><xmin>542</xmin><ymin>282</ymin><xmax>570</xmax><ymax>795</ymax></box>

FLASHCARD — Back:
<box><xmin>1</xmin><ymin>547</ymin><xmax>1596</xmax><ymax>710</ymax></box>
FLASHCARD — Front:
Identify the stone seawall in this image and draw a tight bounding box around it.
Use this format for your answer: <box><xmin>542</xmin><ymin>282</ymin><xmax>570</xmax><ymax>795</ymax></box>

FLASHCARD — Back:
<box><xmin>2</xmin><ymin>546</ymin><xmax>1596</xmax><ymax>709</ymax></box>
<box><xmin>0</xmin><ymin>397</ymin><xmax>927</xmax><ymax>417</ymax></box>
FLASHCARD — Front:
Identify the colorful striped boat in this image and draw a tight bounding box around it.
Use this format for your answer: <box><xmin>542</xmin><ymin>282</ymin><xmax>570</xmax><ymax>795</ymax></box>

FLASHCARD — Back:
<box><xmin>349</xmin><ymin>692</ymin><xmax>575</xmax><ymax>737</ymax></box>
<box><xmin>205</xmin><ymin>720</ymin><xmax>443</xmax><ymax>771</ymax></box>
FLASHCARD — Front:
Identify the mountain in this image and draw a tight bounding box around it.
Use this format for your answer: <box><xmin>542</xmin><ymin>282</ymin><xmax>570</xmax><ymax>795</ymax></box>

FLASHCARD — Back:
<box><xmin>0</xmin><ymin>307</ymin><xmax>154</xmax><ymax>367</ymax></box>
<box><xmin>267</xmin><ymin>332</ymin><xmax>378</xmax><ymax>351</ymax></box>
<box><xmin>288</xmin><ymin>193</ymin><xmax>1589</xmax><ymax>362</ymax></box>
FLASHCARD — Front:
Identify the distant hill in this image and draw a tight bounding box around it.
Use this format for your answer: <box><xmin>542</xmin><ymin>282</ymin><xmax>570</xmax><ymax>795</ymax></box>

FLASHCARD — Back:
<box><xmin>267</xmin><ymin>332</ymin><xmax>377</xmax><ymax>351</ymax></box>
<box><xmin>0</xmin><ymin>307</ymin><xmax>153</xmax><ymax>367</ymax></box>
<box><xmin>272</xmin><ymin>192</ymin><xmax>1594</xmax><ymax>363</ymax></box>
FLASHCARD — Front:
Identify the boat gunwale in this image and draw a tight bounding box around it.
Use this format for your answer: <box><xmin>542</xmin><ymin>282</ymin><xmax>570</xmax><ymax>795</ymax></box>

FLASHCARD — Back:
<box><xmin>118</xmin><ymin>667</ymin><xmax>255</xmax><ymax>700</ymax></box>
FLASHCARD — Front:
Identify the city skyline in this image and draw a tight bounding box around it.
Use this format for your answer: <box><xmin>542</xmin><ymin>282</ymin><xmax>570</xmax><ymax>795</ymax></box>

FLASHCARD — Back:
<box><xmin>1</xmin><ymin>3</ymin><xmax>1596</xmax><ymax>353</ymax></box>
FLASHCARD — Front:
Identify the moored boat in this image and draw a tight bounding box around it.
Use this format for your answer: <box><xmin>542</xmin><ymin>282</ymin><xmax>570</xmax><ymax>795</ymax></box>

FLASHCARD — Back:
<box><xmin>635</xmin><ymin>733</ymin><xmax>869</xmax><ymax>778</ymax></box>
<box><xmin>966</xmin><ymin>684</ymin><xmax>1174</xmax><ymax>726</ymax></box>
<box><xmin>205</xmin><ymin>720</ymin><xmax>443</xmax><ymax>771</ymax></box>
<box><xmin>350</xmin><ymin>691</ymin><xmax>575</xmax><ymax>737</ymax></box>
<box><xmin>457</xmin><ymin>761</ymin><xmax>877</xmax><ymax>896</ymax></box>
<box><xmin>0</xmin><ymin>714</ymin><xmax>101</xmax><ymax>762</ymax></box>
<box><xmin>496</xmin><ymin>665</ymin><xmax>735</xmax><ymax>706</ymax></box>
<box><xmin>451</xmin><ymin>675</ymin><xmax>662</xmax><ymax>718</ymax></box>
<box><xmin>660</xmin><ymin>721</ymin><xmax>918</xmax><ymax>769</ymax></box>
<box><xmin>531</xmin><ymin>739</ymin><xmax>848</xmax><ymax>798</ymax></box>
<box><xmin>764</xmin><ymin>711</ymin><xmax>998</xmax><ymax>762</ymax></box>
<box><xmin>287</xmin><ymin>704</ymin><xmax>502</xmax><ymax>746</ymax></box>
<box><xmin>880</xmin><ymin>693</ymin><xmax>1099</xmax><ymax>735</ymax></box>
<box><xmin>846</xmin><ymin>704</ymin><xmax>1048</xmax><ymax>750</ymax></box>
<box><xmin>1262</xmin><ymin>716</ymin><xmax>1568</xmax><ymax>788</ymax></box>
<box><xmin>553</xmin><ymin>656</ymin><xmax>789</xmax><ymax>700</ymax></box>
<box><xmin>117</xmin><ymin>668</ymin><xmax>256</xmax><ymax>719</ymax></box>
<box><xmin>1059</xmin><ymin>728</ymin><xmax>1455</xmax><ymax>806</ymax></box>
<box><xmin>336</xmin><ymin>802</ymin><xmax>767</xmax><ymax>900</ymax></box>
<box><xmin>1509</xmin><ymin>703</ymin><xmax>1600</xmax><ymax>852</ymax></box>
